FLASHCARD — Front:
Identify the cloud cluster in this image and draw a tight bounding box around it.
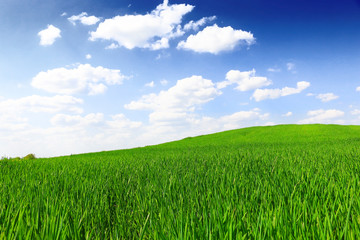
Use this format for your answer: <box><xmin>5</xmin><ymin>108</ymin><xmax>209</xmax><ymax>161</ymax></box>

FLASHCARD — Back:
<box><xmin>125</xmin><ymin>75</ymin><xmax>221</xmax><ymax>123</ymax></box>
<box><xmin>68</xmin><ymin>12</ymin><xmax>100</xmax><ymax>26</ymax></box>
<box><xmin>32</xmin><ymin>64</ymin><xmax>127</xmax><ymax>95</ymax></box>
<box><xmin>90</xmin><ymin>0</ymin><xmax>194</xmax><ymax>50</ymax></box>
<box><xmin>298</xmin><ymin>109</ymin><xmax>344</xmax><ymax>124</ymax></box>
<box><xmin>38</xmin><ymin>25</ymin><xmax>61</xmax><ymax>46</ymax></box>
<box><xmin>218</xmin><ymin>69</ymin><xmax>271</xmax><ymax>91</ymax></box>
<box><xmin>0</xmin><ymin>95</ymin><xmax>83</xmax><ymax>131</ymax></box>
<box><xmin>178</xmin><ymin>24</ymin><xmax>255</xmax><ymax>54</ymax></box>
<box><xmin>252</xmin><ymin>81</ymin><xmax>310</xmax><ymax>102</ymax></box>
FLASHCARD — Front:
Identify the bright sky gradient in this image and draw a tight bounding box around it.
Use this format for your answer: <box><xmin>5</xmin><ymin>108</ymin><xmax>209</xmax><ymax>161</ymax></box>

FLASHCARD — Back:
<box><xmin>1</xmin><ymin>0</ymin><xmax>360</xmax><ymax>157</ymax></box>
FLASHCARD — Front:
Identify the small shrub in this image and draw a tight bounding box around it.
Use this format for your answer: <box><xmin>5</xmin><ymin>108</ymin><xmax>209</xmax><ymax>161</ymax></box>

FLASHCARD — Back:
<box><xmin>23</xmin><ymin>154</ymin><xmax>36</xmax><ymax>160</ymax></box>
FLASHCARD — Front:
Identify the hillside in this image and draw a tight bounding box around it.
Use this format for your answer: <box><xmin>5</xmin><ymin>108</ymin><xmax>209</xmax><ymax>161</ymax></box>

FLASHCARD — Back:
<box><xmin>1</xmin><ymin>124</ymin><xmax>360</xmax><ymax>239</ymax></box>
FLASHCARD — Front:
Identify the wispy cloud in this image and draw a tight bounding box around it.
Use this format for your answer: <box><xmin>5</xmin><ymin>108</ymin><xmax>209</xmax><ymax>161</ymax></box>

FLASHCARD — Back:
<box><xmin>316</xmin><ymin>93</ymin><xmax>338</xmax><ymax>102</ymax></box>
<box><xmin>183</xmin><ymin>16</ymin><xmax>216</xmax><ymax>31</ymax></box>
<box><xmin>145</xmin><ymin>81</ymin><xmax>155</xmax><ymax>88</ymax></box>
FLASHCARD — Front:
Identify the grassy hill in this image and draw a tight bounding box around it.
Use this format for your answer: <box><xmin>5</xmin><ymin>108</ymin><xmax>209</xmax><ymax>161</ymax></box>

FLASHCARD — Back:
<box><xmin>1</xmin><ymin>124</ymin><xmax>360</xmax><ymax>239</ymax></box>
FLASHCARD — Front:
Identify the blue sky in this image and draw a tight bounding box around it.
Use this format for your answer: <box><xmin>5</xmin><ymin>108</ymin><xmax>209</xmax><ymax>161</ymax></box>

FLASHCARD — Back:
<box><xmin>1</xmin><ymin>0</ymin><xmax>360</xmax><ymax>157</ymax></box>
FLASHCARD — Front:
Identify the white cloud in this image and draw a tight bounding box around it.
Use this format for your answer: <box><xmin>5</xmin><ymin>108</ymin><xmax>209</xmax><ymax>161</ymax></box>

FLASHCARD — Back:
<box><xmin>32</xmin><ymin>64</ymin><xmax>127</xmax><ymax>95</ymax></box>
<box><xmin>38</xmin><ymin>25</ymin><xmax>61</xmax><ymax>46</ymax></box>
<box><xmin>316</xmin><ymin>93</ymin><xmax>338</xmax><ymax>102</ymax></box>
<box><xmin>106</xmin><ymin>114</ymin><xmax>142</xmax><ymax>129</ymax></box>
<box><xmin>86</xmin><ymin>54</ymin><xmax>92</xmax><ymax>59</ymax></box>
<box><xmin>0</xmin><ymin>95</ymin><xmax>83</xmax><ymax>131</ymax></box>
<box><xmin>356</xmin><ymin>86</ymin><xmax>360</xmax><ymax>92</ymax></box>
<box><xmin>0</xmin><ymin>95</ymin><xmax>83</xmax><ymax>115</ymax></box>
<box><xmin>218</xmin><ymin>109</ymin><xmax>269</xmax><ymax>130</ymax></box>
<box><xmin>61</xmin><ymin>12</ymin><xmax>67</xmax><ymax>17</ymax></box>
<box><xmin>217</xmin><ymin>69</ymin><xmax>271</xmax><ymax>91</ymax></box>
<box><xmin>125</xmin><ymin>75</ymin><xmax>221</xmax><ymax>123</ymax></box>
<box><xmin>0</xmin><ymin>111</ymin><xmax>143</xmax><ymax>157</ymax></box>
<box><xmin>267</xmin><ymin>68</ymin><xmax>281</xmax><ymax>72</ymax></box>
<box><xmin>282</xmin><ymin>112</ymin><xmax>293</xmax><ymax>117</ymax></box>
<box><xmin>90</xmin><ymin>0</ymin><xmax>194</xmax><ymax>50</ymax></box>
<box><xmin>177</xmin><ymin>24</ymin><xmax>255</xmax><ymax>54</ymax></box>
<box><xmin>298</xmin><ymin>109</ymin><xmax>344</xmax><ymax>124</ymax></box>
<box><xmin>252</xmin><ymin>81</ymin><xmax>310</xmax><ymax>102</ymax></box>
<box><xmin>68</xmin><ymin>12</ymin><xmax>100</xmax><ymax>26</ymax></box>
<box><xmin>145</xmin><ymin>81</ymin><xmax>155</xmax><ymax>87</ymax></box>
<box><xmin>183</xmin><ymin>16</ymin><xmax>216</xmax><ymax>31</ymax></box>
<box><xmin>106</xmin><ymin>43</ymin><xmax>119</xmax><ymax>49</ymax></box>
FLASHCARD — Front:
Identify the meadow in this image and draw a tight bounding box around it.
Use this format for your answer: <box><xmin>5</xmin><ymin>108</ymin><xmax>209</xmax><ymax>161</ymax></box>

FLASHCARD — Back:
<box><xmin>1</xmin><ymin>124</ymin><xmax>360</xmax><ymax>239</ymax></box>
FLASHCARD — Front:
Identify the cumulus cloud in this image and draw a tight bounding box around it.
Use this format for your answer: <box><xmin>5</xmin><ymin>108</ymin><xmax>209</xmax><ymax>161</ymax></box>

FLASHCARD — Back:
<box><xmin>68</xmin><ymin>12</ymin><xmax>100</xmax><ymax>26</ymax></box>
<box><xmin>252</xmin><ymin>81</ymin><xmax>310</xmax><ymax>102</ymax></box>
<box><xmin>183</xmin><ymin>16</ymin><xmax>216</xmax><ymax>31</ymax></box>
<box><xmin>356</xmin><ymin>86</ymin><xmax>360</xmax><ymax>92</ymax></box>
<box><xmin>32</xmin><ymin>64</ymin><xmax>127</xmax><ymax>95</ymax></box>
<box><xmin>86</xmin><ymin>54</ymin><xmax>92</xmax><ymax>59</ymax></box>
<box><xmin>316</xmin><ymin>93</ymin><xmax>338</xmax><ymax>102</ymax></box>
<box><xmin>217</xmin><ymin>69</ymin><xmax>271</xmax><ymax>91</ymax></box>
<box><xmin>125</xmin><ymin>75</ymin><xmax>221</xmax><ymax>123</ymax></box>
<box><xmin>38</xmin><ymin>25</ymin><xmax>61</xmax><ymax>46</ymax></box>
<box><xmin>90</xmin><ymin>0</ymin><xmax>194</xmax><ymax>50</ymax></box>
<box><xmin>177</xmin><ymin>24</ymin><xmax>255</xmax><ymax>54</ymax></box>
<box><xmin>298</xmin><ymin>109</ymin><xmax>344</xmax><ymax>124</ymax></box>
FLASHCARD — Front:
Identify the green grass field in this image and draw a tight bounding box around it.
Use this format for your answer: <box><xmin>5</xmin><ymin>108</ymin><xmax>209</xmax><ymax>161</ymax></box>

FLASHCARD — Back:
<box><xmin>1</xmin><ymin>124</ymin><xmax>360</xmax><ymax>239</ymax></box>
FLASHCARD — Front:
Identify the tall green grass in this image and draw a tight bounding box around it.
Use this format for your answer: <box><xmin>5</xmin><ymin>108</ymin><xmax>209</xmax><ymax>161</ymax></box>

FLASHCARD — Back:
<box><xmin>1</xmin><ymin>124</ymin><xmax>360</xmax><ymax>239</ymax></box>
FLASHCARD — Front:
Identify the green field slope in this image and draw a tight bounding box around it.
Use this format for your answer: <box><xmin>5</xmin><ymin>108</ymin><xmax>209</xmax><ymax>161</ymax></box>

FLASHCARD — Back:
<box><xmin>1</xmin><ymin>124</ymin><xmax>360</xmax><ymax>239</ymax></box>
